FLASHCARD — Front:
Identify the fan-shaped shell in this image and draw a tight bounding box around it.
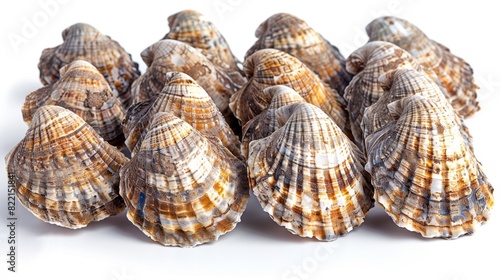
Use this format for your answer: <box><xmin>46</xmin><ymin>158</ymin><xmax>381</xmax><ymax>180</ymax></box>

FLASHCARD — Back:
<box><xmin>5</xmin><ymin>105</ymin><xmax>128</xmax><ymax>229</ymax></box>
<box><xmin>365</xmin><ymin>95</ymin><xmax>494</xmax><ymax>239</ymax></box>
<box><xmin>247</xmin><ymin>103</ymin><xmax>373</xmax><ymax>240</ymax></box>
<box><xmin>123</xmin><ymin>72</ymin><xmax>241</xmax><ymax>158</ymax></box>
<box><xmin>23</xmin><ymin>60</ymin><xmax>125</xmax><ymax>146</ymax></box>
<box><xmin>366</xmin><ymin>16</ymin><xmax>479</xmax><ymax>117</ymax></box>
<box><xmin>245</xmin><ymin>13</ymin><xmax>352</xmax><ymax>95</ymax></box>
<box><xmin>120</xmin><ymin>112</ymin><xmax>249</xmax><ymax>247</ymax></box>
<box><xmin>38</xmin><ymin>23</ymin><xmax>140</xmax><ymax>110</ymax></box>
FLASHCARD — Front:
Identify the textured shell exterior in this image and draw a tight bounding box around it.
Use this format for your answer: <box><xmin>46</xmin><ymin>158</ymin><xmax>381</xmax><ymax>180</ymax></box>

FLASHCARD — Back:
<box><xmin>247</xmin><ymin>103</ymin><xmax>374</xmax><ymax>240</ymax></box>
<box><xmin>229</xmin><ymin>49</ymin><xmax>348</xmax><ymax>133</ymax></box>
<box><xmin>38</xmin><ymin>23</ymin><xmax>140</xmax><ymax>110</ymax></box>
<box><xmin>366</xmin><ymin>16</ymin><xmax>479</xmax><ymax>117</ymax></box>
<box><xmin>131</xmin><ymin>39</ymin><xmax>244</xmax><ymax>127</ymax></box>
<box><xmin>245</xmin><ymin>13</ymin><xmax>352</xmax><ymax>95</ymax></box>
<box><xmin>5</xmin><ymin>105</ymin><xmax>128</xmax><ymax>229</ymax></box>
<box><xmin>23</xmin><ymin>60</ymin><xmax>125</xmax><ymax>146</ymax></box>
<box><xmin>123</xmin><ymin>72</ymin><xmax>241</xmax><ymax>158</ymax></box>
<box><xmin>120</xmin><ymin>112</ymin><xmax>249</xmax><ymax>247</ymax></box>
<box><xmin>365</xmin><ymin>95</ymin><xmax>494</xmax><ymax>238</ymax></box>
<box><xmin>164</xmin><ymin>10</ymin><xmax>243</xmax><ymax>75</ymax></box>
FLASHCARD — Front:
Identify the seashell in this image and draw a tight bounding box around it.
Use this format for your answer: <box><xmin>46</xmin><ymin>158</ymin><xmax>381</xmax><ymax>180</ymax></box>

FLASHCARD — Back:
<box><xmin>131</xmin><ymin>39</ymin><xmax>245</xmax><ymax>128</ymax></box>
<box><xmin>123</xmin><ymin>72</ymin><xmax>241</xmax><ymax>158</ymax></box>
<box><xmin>119</xmin><ymin>112</ymin><xmax>249</xmax><ymax>247</ymax></box>
<box><xmin>247</xmin><ymin>103</ymin><xmax>374</xmax><ymax>240</ymax></box>
<box><xmin>245</xmin><ymin>13</ymin><xmax>352</xmax><ymax>95</ymax></box>
<box><xmin>5</xmin><ymin>105</ymin><xmax>128</xmax><ymax>229</ymax></box>
<box><xmin>22</xmin><ymin>60</ymin><xmax>125</xmax><ymax>147</ymax></box>
<box><xmin>229</xmin><ymin>48</ymin><xmax>349</xmax><ymax>135</ymax></box>
<box><xmin>366</xmin><ymin>16</ymin><xmax>479</xmax><ymax>117</ymax></box>
<box><xmin>364</xmin><ymin>95</ymin><xmax>494</xmax><ymax>239</ymax></box>
<box><xmin>38</xmin><ymin>23</ymin><xmax>141</xmax><ymax>110</ymax></box>
<box><xmin>163</xmin><ymin>10</ymin><xmax>243</xmax><ymax>77</ymax></box>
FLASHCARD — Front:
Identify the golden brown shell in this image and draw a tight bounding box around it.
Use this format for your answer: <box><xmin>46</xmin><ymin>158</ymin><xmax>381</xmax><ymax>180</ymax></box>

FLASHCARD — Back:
<box><xmin>5</xmin><ymin>105</ymin><xmax>128</xmax><ymax>229</ymax></box>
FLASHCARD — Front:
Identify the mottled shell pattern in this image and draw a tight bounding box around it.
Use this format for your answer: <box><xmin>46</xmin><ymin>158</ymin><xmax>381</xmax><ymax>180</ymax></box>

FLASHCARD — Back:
<box><xmin>131</xmin><ymin>39</ymin><xmax>244</xmax><ymax>128</ymax></box>
<box><xmin>164</xmin><ymin>10</ymin><xmax>243</xmax><ymax>76</ymax></box>
<box><xmin>120</xmin><ymin>112</ymin><xmax>249</xmax><ymax>247</ymax></box>
<box><xmin>123</xmin><ymin>72</ymin><xmax>241</xmax><ymax>158</ymax></box>
<box><xmin>245</xmin><ymin>13</ymin><xmax>352</xmax><ymax>95</ymax></box>
<box><xmin>365</xmin><ymin>95</ymin><xmax>493</xmax><ymax>238</ymax></box>
<box><xmin>247</xmin><ymin>103</ymin><xmax>373</xmax><ymax>240</ymax></box>
<box><xmin>5</xmin><ymin>105</ymin><xmax>128</xmax><ymax>229</ymax></box>
<box><xmin>229</xmin><ymin>48</ymin><xmax>349</xmax><ymax>135</ymax></box>
<box><xmin>38</xmin><ymin>23</ymin><xmax>140</xmax><ymax>110</ymax></box>
<box><xmin>366</xmin><ymin>16</ymin><xmax>479</xmax><ymax>117</ymax></box>
<box><xmin>23</xmin><ymin>60</ymin><xmax>125</xmax><ymax>146</ymax></box>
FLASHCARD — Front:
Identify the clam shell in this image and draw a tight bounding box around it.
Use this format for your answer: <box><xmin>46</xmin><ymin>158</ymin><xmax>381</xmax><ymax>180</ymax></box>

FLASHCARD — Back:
<box><xmin>247</xmin><ymin>103</ymin><xmax>373</xmax><ymax>240</ymax></box>
<box><xmin>5</xmin><ymin>105</ymin><xmax>128</xmax><ymax>229</ymax></box>
<box><xmin>366</xmin><ymin>16</ymin><xmax>479</xmax><ymax>117</ymax></box>
<box><xmin>123</xmin><ymin>72</ymin><xmax>241</xmax><ymax>158</ymax></box>
<box><xmin>120</xmin><ymin>112</ymin><xmax>249</xmax><ymax>247</ymax></box>
<box><xmin>245</xmin><ymin>13</ymin><xmax>352</xmax><ymax>95</ymax></box>
<box><xmin>23</xmin><ymin>60</ymin><xmax>125</xmax><ymax>147</ymax></box>
<box><xmin>365</xmin><ymin>95</ymin><xmax>494</xmax><ymax>238</ymax></box>
<box><xmin>38</xmin><ymin>23</ymin><xmax>140</xmax><ymax>110</ymax></box>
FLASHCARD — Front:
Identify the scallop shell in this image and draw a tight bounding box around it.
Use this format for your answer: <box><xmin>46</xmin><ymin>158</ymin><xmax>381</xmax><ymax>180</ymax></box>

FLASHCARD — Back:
<box><xmin>245</xmin><ymin>13</ymin><xmax>352</xmax><ymax>95</ymax></box>
<box><xmin>123</xmin><ymin>72</ymin><xmax>241</xmax><ymax>158</ymax></box>
<box><xmin>119</xmin><ymin>112</ymin><xmax>249</xmax><ymax>247</ymax></box>
<box><xmin>163</xmin><ymin>10</ymin><xmax>243</xmax><ymax>76</ymax></box>
<box><xmin>247</xmin><ymin>103</ymin><xmax>373</xmax><ymax>240</ymax></box>
<box><xmin>5</xmin><ymin>105</ymin><xmax>128</xmax><ymax>229</ymax></box>
<box><xmin>22</xmin><ymin>60</ymin><xmax>125</xmax><ymax>147</ymax></box>
<box><xmin>366</xmin><ymin>16</ymin><xmax>479</xmax><ymax>117</ymax></box>
<box><xmin>38</xmin><ymin>23</ymin><xmax>140</xmax><ymax>110</ymax></box>
<box><xmin>131</xmin><ymin>39</ymin><xmax>244</xmax><ymax>128</ymax></box>
<box><xmin>229</xmin><ymin>48</ymin><xmax>348</xmax><ymax>134</ymax></box>
<box><xmin>364</xmin><ymin>95</ymin><xmax>494</xmax><ymax>239</ymax></box>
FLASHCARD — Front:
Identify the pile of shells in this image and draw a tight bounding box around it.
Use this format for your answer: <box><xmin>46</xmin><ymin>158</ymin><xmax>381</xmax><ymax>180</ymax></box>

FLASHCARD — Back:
<box><xmin>5</xmin><ymin>11</ymin><xmax>494</xmax><ymax>246</ymax></box>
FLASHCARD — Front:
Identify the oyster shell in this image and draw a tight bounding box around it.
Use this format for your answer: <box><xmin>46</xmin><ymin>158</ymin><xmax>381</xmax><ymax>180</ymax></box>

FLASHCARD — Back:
<box><xmin>120</xmin><ymin>112</ymin><xmax>249</xmax><ymax>247</ymax></box>
<box><xmin>247</xmin><ymin>103</ymin><xmax>373</xmax><ymax>240</ymax></box>
<box><xmin>246</xmin><ymin>13</ymin><xmax>352</xmax><ymax>95</ymax></box>
<box><xmin>123</xmin><ymin>72</ymin><xmax>241</xmax><ymax>158</ymax></box>
<box><xmin>366</xmin><ymin>16</ymin><xmax>479</xmax><ymax>117</ymax></box>
<box><xmin>22</xmin><ymin>60</ymin><xmax>125</xmax><ymax>146</ymax></box>
<box><xmin>5</xmin><ymin>105</ymin><xmax>128</xmax><ymax>229</ymax></box>
<box><xmin>38</xmin><ymin>23</ymin><xmax>140</xmax><ymax>110</ymax></box>
<box><xmin>365</xmin><ymin>95</ymin><xmax>494</xmax><ymax>239</ymax></box>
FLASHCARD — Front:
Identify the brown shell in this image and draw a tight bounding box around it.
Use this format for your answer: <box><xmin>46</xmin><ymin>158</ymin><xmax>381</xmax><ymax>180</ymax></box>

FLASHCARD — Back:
<box><xmin>229</xmin><ymin>48</ymin><xmax>348</xmax><ymax>134</ymax></box>
<box><xmin>123</xmin><ymin>72</ymin><xmax>241</xmax><ymax>158</ymax></box>
<box><xmin>23</xmin><ymin>60</ymin><xmax>125</xmax><ymax>147</ymax></box>
<box><xmin>365</xmin><ymin>95</ymin><xmax>493</xmax><ymax>238</ymax></box>
<box><xmin>245</xmin><ymin>13</ymin><xmax>352</xmax><ymax>95</ymax></box>
<box><xmin>5</xmin><ymin>105</ymin><xmax>128</xmax><ymax>229</ymax></box>
<box><xmin>366</xmin><ymin>16</ymin><xmax>479</xmax><ymax>117</ymax></box>
<box><xmin>120</xmin><ymin>112</ymin><xmax>249</xmax><ymax>247</ymax></box>
<box><xmin>247</xmin><ymin>103</ymin><xmax>373</xmax><ymax>240</ymax></box>
<box><xmin>37</xmin><ymin>23</ymin><xmax>140</xmax><ymax>110</ymax></box>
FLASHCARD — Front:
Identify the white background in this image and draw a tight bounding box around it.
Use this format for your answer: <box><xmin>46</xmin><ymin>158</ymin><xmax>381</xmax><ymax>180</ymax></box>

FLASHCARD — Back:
<box><xmin>1</xmin><ymin>1</ymin><xmax>499</xmax><ymax>280</ymax></box>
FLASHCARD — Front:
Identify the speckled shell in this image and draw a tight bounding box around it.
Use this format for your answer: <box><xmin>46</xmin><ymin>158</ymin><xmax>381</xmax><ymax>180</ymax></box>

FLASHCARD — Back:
<box><xmin>365</xmin><ymin>95</ymin><xmax>494</xmax><ymax>238</ymax></box>
<box><xmin>163</xmin><ymin>10</ymin><xmax>242</xmax><ymax>76</ymax></box>
<box><xmin>366</xmin><ymin>16</ymin><xmax>479</xmax><ymax>117</ymax></box>
<box><xmin>120</xmin><ymin>112</ymin><xmax>249</xmax><ymax>247</ymax></box>
<box><xmin>5</xmin><ymin>105</ymin><xmax>128</xmax><ymax>229</ymax></box>
<box><xmin>123</xmin><ymin>72</ymin><xmax>241</xmax><ymax>158</ymax></box>
<box><xmin>131</xmin><ymin>39</ymin><xmax>244</xmax><ymax>128</ymax></box>
<box><xmin>23</xmin><ymin>60</ymin><xmax>125</xmax><ymax>146</ymax></box>
<box><xmin>38</xmin><ymin>23</ymin><xmax>140</xmax><ymax>110</ymax></box>
<box><xmin>245</xmin><ymin>13</ymin><xmax>352</xmax><ymax>95</ymax></box>
<box><xmin>229</xmin><ymin>49</ymin><xmax>348</xmax><ymax>134</ymax></box>
<box><xmin>247</xmin><ymin>103</ymin><xmax>373</xmax><ymax>240</ymax></box>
